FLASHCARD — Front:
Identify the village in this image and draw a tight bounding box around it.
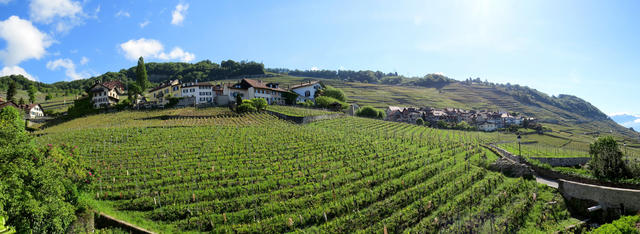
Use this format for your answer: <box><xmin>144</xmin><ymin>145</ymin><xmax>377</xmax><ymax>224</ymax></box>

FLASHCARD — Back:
<box><xmin>385</xmin><ymin>106</ymin><xmax>536</xmax><ymax>132</ymax></box>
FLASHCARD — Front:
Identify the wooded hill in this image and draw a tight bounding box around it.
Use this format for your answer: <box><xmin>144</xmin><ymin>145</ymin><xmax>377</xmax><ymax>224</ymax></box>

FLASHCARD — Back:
<box><xmin>1</xmin><ymin>60</ymin><xmax>637</xmax><ymax>140</ymax></box>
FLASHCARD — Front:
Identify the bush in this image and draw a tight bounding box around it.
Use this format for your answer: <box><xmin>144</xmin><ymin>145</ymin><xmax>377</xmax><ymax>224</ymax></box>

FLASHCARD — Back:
<box><xmin>455</xmin><ymin>121</ymin><xmax>471</xmax><ymax>130</ymax></box>
<box><xmin>416</xmin><ymin>118</ymin><xmax>424</xmax><ymax>126</ymax></box>
<box><xmin>315</xmin><ymin>96</ymin><xmax>347</xmax><ymax>110</ymax></box>
<box><xmin>589</xmin><ymin>136</ymin><xmax>629</xmax><ymax>179</ymax></box>
<box><xmin>321</xmin><ymin>86</ymin><xmax>346</xmax><ymax>102</ymax></box>
<box><xmin>237</xmin><ymin>103</ymin><xmax>257</xmax><ymax>113</ymax></box>
<box><xmin>591</xmin><ymin>215</ymin><xmax>640</xmax><ymax>233</ymax></box>
<box><xmin>250</xmin><ymin>98</ymin><xmax>267</xmax><ymax>111</ymax></box>
<box><xmin>356</xmin><ymin>106</ymin><xmax>384</xmax><ymax>119</ymax></box>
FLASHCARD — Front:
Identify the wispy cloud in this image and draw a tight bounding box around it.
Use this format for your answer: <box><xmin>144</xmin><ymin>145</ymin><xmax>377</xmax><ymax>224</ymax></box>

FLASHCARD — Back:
<box><xmin>139</xmin><ymin>20</ymin><xmax>150</xmax><ymax>28</ymax></box>
<box><xmin>115</xmin><ymin>10</ymin><xmax>130</xmax><ymax>18</ymax></box>
<box><xmin>46</xmin><ymin>58</ymin><xmax>91</xmax><ymax>80</ymax></box>
<box><xmin>171</xmin><ymin>3</ymin><xmax>189</xmax><ymax>25</ymax></box>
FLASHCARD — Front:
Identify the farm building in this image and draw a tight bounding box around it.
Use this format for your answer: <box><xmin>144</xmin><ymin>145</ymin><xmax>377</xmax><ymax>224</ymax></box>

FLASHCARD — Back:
<box><xmin>223</xmin><ymin>78</ymin><xmax>286</xmax><ymax>105</ymax></box>
<box><xmin>289</xmin><ymin>80</ymin><xmax>323</xmax><ymax>103</ymax></box>
<box><xmin>90</xmin><ymin>81</ymin><xmax>125</xmax><ymax>108</ymax></box>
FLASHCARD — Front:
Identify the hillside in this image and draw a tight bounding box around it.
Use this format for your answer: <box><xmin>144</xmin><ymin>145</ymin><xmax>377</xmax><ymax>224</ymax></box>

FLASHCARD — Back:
<box><xmin>35</xmin><ymin>108</ymin><xmax>578</xmax><ymax>233</ymax></box>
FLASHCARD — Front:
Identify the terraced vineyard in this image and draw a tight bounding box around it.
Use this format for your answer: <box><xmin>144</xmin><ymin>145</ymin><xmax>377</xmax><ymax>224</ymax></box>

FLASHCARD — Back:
<box><xmin>36</xmin><ymin>108</ymin><xmax>577</xmax><ymax>233</ymax></box>
<box><xmin>266</xmin><ymin>105</ymin><xmax>339</xmax><ymax>117</ymax></box>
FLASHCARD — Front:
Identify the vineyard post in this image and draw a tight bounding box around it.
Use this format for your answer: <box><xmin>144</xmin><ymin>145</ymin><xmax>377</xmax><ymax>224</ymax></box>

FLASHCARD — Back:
<box><xmin>517</xmin><ymin>135</ymin><xmax>521</xmax><ymax>157</ymax></box>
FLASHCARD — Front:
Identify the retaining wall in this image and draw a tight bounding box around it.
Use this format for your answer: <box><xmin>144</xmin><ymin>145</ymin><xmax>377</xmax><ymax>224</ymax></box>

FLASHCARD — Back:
<box><xmin>558</xmin><ymin>179</ymin><xmax>640</xmax><ymax>212</ymax></box>
<box><xmin>265</xmin><ymin>110</ymin><xmax>343</xmax><ymax>124</ymax></box>
<box><xmin>530</xmin><ymin>157</ymin><xmax>591</xmax><ymax>167</ymax></box>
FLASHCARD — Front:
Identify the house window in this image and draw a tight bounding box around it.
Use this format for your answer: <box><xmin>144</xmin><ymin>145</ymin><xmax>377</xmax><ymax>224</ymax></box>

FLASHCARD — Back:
<box><xmin>305</xmin><ymin>90</ymin><xmax>311</xmax><ymax>97</ymax></box>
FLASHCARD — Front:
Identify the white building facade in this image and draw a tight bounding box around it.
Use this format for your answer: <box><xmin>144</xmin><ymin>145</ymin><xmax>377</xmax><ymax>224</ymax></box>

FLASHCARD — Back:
<box><xmin>290</xmin><ymin>81</ymin><xmax>322</xmax><ymax>103</ymax></box>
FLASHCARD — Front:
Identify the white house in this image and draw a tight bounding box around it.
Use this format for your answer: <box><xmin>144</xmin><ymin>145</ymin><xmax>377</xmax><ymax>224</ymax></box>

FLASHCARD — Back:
<box><xmin>21</xmin><ymin>103</ymin><xmax>45</xmax><ymax>119</ymax></box>
<box><xmin>290</xmin><ymin>81</ymin><xmax>323</xmax><ymax>103</ymax></box>
<box><xmin>90</xmin><ymin>81</ymin><xmax>125</xmax><ymax>108</ymax></box>
<box><xmin>181</xmin><ymin>81</ymin><xmax>216</xmax><ymax>105</ymax></box>
<box><xmin>478</xmin><ymin>122</ymin><xmax>498</xmax><ymax>132</ymax></box>
<box><xmin>223</xmin><ymin>79</ymin><xmax>286</xmax><ymax>105</ymax></box>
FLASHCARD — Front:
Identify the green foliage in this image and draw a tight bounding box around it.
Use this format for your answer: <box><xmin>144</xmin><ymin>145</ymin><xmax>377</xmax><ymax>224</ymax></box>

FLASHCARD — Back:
<box><xmin>0</xmin><ymin>110</ymin><xmax>91</xmax><ymax>233</ymax></box>
<box><xmin>315</xmin><ymin>96</ymin><xmax>347</xmax><ymax>110</ymax></box>
<box><xmin>67</xmin><ymin>97</ymin><xmax>97</xmax><ymax>118</ymax></box>
<box><xmin>45</xmin><ymin>93</ymin><xmax>52</xmax><ymax>101</ymax></box>
<box><xmin>409</xmin><ymin>73</ymin><xmax>455</xmax><ymax>88</ymax></box>
<box><xmin>136</xmin><ymin>57</ymin><xmax>149</xmax><ymax>94</ymax></box>
<box><xmin>282</xmin><ymin>92</ymin><xmax>299</xmax><ymax>105</ymax></box>
<box><xmin>6</xmin><ymin>80</ymin><xmax>16</xmax><ymax>102</ymax></box>
<box><xmin>237</xmin><ymin>103</ymin><xmax>257</xmax><ymax>113</ymax></box>
<box><xmin>250</xmin><ymin>98</ymin><xmax>268</xmax><ymax>111</ymax></box>
<box><xmin>321</xmin><ymin>86</ymin><xmax>346</xmax><ymax>102</ymax></box>
<box><xmin>437</xmin><ymin>120</ymin><xmax>449</xmax><ymax>129</ymax></box>
<box><xmin>17</xmin><ymin>97</ymin><xmax>24</xmax><ymax>105</ymax></box>
<box><xmin>266</xmin><ymin>105</ymin><xmax>338</xmax><ymax>117</ymax></box>
<box><xmin>589</xmin><ymin>136</ymin><xmax>629</xmax><ymax>179</ymax></box>
<box><xmin>591</xmin><ymin>215</ymin><xmax>640</xmax><ymax>234</ymax></box>
<box><xmin>416</xmin><ymin>118</ymin><xmax>424</xmax><ymax>126</ymax></box>
<box><xmin>0</xmin><ymin>216</ymin><xmax>15</xmax><ymax>234</ymax></box>
<box><xmin>356</xmin><ymin>106</ymin><xmax>384</xmax><ymax>119</ymax></box>
<box><xmin>0</xmin><ymin>106</ymin><xmax>24</xmax><ymax>133</ymax></box>
<box><xmin>455</xmin><ymin>121</ymin><xmax>471</xmax><ymax>130</ymax></box>
<box><xmin>28</xmin><ymin>84</ymin><xmax>37</xmax><ymax>104</ymax></box>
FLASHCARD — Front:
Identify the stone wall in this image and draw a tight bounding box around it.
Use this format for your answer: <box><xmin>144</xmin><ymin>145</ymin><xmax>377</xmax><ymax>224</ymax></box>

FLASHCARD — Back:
<box><xmin>558</xmin><ymin>179</ymin><xmax>640</xmax><ymax>213</ymax></box>
<box><xmin>530</xmin><ymin>157</ymin><xmax>591</xmax><ymax>167</ymax></box>
<box><xmin>265</xmin><ymin>110</ymin><xmax>342</xmax><ymax>124</ymax></box>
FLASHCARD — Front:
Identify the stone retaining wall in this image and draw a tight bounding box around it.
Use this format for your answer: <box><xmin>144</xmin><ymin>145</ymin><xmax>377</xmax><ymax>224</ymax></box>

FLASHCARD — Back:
<box><xmin>265</xmin><ymin>110</ymin><xmax>342</xmax><ymax>124</ymax></box>
<box><xmin>530</xmin><ymin>157</ymin><xmax>591</xmax><ymax>167</ymax></box>
<box><xmin>558</xmin><ymin>179</ymin><xmax>640</xmax><ymax>212</ymax></box>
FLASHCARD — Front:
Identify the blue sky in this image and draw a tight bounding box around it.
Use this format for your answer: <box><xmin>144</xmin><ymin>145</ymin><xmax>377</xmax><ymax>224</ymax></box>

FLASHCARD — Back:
<box><xmin>0</xmin><ymin>0</ymin><xmax>638</xmax><ymax>120</ymax></box>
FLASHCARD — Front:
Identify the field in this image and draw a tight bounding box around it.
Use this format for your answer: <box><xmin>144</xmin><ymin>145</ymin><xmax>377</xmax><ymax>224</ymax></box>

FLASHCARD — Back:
<box><xmin>266</xmin><ymin>105</ymin><xmax>339</xmax><ymax>117</ymax></box>
<box><xmin>35</xmin><ymin>108</ymin><xmax>579</xmax><ymax>233</ymax></box>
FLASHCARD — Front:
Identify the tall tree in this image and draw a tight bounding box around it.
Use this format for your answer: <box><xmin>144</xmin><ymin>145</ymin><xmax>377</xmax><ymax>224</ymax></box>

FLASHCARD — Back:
<box><xmin>6</xmin><ymin>81</ymin><xmax>16</xmax><ymax>102</ymax></box>
<box><xmin>136</xmin><ymin>56</ymin><xmax>148</xmax><ymax>94</ymax></box>
<box><xmin>589</xmin><ymin>136</ymin><xmax>629</xmax><ymax>179</ymax></box>
<box><xmin>18</xmin><ymin>97</ymin><xmax>25</xmax><ymax>105</ymax></box>
<box><xmin>28</xmin><ymin>85</ymin><xmax>37</xmax><ymax>104</ymax></box>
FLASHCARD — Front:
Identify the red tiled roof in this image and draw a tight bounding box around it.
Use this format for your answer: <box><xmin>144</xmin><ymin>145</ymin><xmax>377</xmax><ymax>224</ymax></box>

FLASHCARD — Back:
<box><xmin>182</xmin><ymin>82</ymin><xmax>214</xmax><ymax>88</ymax></box>
<box><xmin>290</xmin><ymin>80</ymin><xmax>320</xmax><ymax>90</ymax></box>
<box><xmin>102</xmin><ymin>81</ymin><xmax>125</xmax><ymax>90</ymax></box>
<box><xmin>239</xmin><ymin>79</ymin><xmax>287</xmax><ymax>92</ymax></box>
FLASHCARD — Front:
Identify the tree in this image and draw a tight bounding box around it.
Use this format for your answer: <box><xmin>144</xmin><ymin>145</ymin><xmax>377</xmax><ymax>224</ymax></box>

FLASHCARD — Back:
<box><xmin>356</xmin><ymin>106</ymin><xmax>384</xmax><ymax>119</ymax></box>
<box><xmin>28</xmin><ymin>85</ymin><xmax>37</xmax><ymax>104</ymax></box>
<box><xmin>282</xmin><ymin>92</ymin><xmax>298</xmax><ymax>105</ymax></box>
<box><xmin>127</xmin><ymin>83</ymin><xmax>141</xmax><ymax>102</ymax></box>
<box><xmin>18</xmin><ymin>97</ymin><xmax>24</xmax><ymax>105</ymax></box>
<box><xmin>45</xmin><ymin>93</ymin><xmax>52</xmax><ymax>101</ymax></box>
<box><xmin>237</xmin><ymin>102</ymin><xmax>257</xmax><ymax>113</ymax></box>
<box><xmin>455</xmin><ymin>121</ymin><xmax>470</xmax><ymax>130</ymax></box>
<box><xmin>135</xmin><ymin>57</ymin><xmax>148</xmax><ymax>94</ymax></box>
<box><xmin>250</xmin><ymin>98</ymin><xmax>267</xmax><ymax>111</ymax></box>
<box><xmin>437</xmin><ymin>120</ymin><xmax>449</xmax><ymax>129</ymax></box>
<box><xmin>315</xmin><ymin>96</ymin><xmax>347</xmax><ymax>110</ymax></box>
<box><xmin>6</xmin><ymin>81</ymin><xmax>16</xmax><ymax>102</ymax></box>
<box><xmin>589</xmin><ymin>136</ymin><xmax>629</xmax><ymax>179</ymax></box>
<box><xmin>416</xmin><ymin>118</ymin><xmax>424</xmax><ymax>126</ymax></box>
<box><xmin>321</xmin><ymin>86</ymin><xmax>346</xmax><ymax>102</ymax></box>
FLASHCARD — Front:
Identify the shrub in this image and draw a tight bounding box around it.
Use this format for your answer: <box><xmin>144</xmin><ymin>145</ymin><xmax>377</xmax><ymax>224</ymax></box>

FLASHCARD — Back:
<box><xmin>455</xmin><ymin>121</ymin><xmax>471</xmax><ymax>130</ymax></box>
<box><xmin>589</xmin><ymin>136</ymin><xmax>629</xmax><ymax>179</ymax></box>
<box><xmin>250</xmin><ymin>98</ymin><xmax>268</xmax><ymax>111</ymax></box>
<box><xmin>416</xmin><ymin>118</ymin><xmax>424</xmax><ymax>126</ymax></box>
<box><xmin>315</xmin><ymin>96</ymin><xmax>347</xmax><ymax>110</ymax></box>
<box><xmin>356</xmin><ymin>106</ymin><xmax>384</xmax><ymax>119</ymax></box>
<box><xmin>237</xmin><ymin>103</ymin><xmax>257</xmax><ymax>113</ymax></box>
<box><xmin>591</xmin><ymin>215</ymin><xmax>640</xmax><ymax>233</ymax></box>
<box><xmin>321</xmin><ymin>86</ymin><xmax>346</xmax><ymax>102</ymax></box>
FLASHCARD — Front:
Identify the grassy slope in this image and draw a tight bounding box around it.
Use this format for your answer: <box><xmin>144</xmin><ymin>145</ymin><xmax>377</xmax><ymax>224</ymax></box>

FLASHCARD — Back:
<box><xmin>231</xmin><ymin>74</ymin><xmax>638</xmax><ymax>142</ymax></box>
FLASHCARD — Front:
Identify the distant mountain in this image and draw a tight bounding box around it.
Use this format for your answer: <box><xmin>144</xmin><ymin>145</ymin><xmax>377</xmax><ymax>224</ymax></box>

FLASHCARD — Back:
<box><xmin>610</xmin><ymin>113</ymin><xmax>640</xmax><ymax>131</ymax></box>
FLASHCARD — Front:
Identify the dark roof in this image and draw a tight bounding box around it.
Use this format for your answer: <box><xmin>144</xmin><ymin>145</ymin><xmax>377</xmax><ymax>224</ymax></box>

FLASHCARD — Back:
<box><xmin>290</xmin><ymin>80</ymin><xmax>321</xmax><ymax>90</ymax></box>
<box><xmin>91</xmin><ymin>80</ymin><xmax>125</xmax><ymax>92</ymax></box>
<box><xmin>182</xmin><ymin>81</ymin><xmax>214</xmax><ymax>88</ymax></box>
<box><xmin>0</xmin><ymin>101</ymin><xmax>18</xmax><ymax>109</ymax></box>
<box><xmin>231</xmin><ymin>79</ymin><xmax>287</xmax><ymax>92</ymax></box>
<box><xmin>19</xmin><ymin>103</ymin><xmax>43</xmax><ymax>111</ymax></box>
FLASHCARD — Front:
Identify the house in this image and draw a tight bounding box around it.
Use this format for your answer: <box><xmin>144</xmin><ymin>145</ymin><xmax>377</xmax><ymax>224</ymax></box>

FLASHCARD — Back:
<box><xmin>223</xmin><ymin>78</ymin><xmax>286</xmax><ymax>105</ymax></box>
<box><xmin>20</xmin><ymin>103</ymin><xmax>45</xmax><ymax>119</ymax></box>
<box><xmin>148</xmin><ymin>79</ymin><xmax>181</xmax><ymax>106</ymax></box>
<box><xmin>90</xmin><ymin>81</ymin><xmax>125</xmax><ymax>108</ymax></box>
<box><xmin>478</xmin><ymin>122</ymin><xmax>498</xmax><ymax>132</ymax></box>
<box><xmin>181</xmin><ymin>81</ymin><xmax>216</xmax><ymax>105</ymax></box>
<box><xmin>0</xmin><ymin>100</ymin><xmax>18</xmax><ymax>110</ymax></box>
<box><xmin>290</xmin><ymin>81</ymin><xmax>323</xmax><ymax>103</ymax></box>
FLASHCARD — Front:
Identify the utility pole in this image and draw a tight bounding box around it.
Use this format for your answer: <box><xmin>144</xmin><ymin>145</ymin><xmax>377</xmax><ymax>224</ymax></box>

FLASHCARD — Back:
<box><xmin>517</xmin><ymin>134</ymin><xmax>522</xmax><ymax>157</ymax></box>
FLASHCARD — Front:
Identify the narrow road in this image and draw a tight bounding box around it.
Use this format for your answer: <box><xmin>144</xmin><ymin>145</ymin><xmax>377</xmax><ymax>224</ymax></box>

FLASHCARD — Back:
<box><xmin>487</xmin><ymin>144</ymin><xmax>560</xmax><ymax>189</ymax></box>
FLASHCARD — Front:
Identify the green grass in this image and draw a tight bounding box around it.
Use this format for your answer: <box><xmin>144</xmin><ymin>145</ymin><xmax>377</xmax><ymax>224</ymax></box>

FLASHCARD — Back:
<box><xmin>35</xmin><ymin>108</ymin><xmax>579</xmax><ymax>233</ymax></box>
<box><xmin>266</xmin><ymin>105</ymin><xmax>339</xmax><ymax>117</ymax></box>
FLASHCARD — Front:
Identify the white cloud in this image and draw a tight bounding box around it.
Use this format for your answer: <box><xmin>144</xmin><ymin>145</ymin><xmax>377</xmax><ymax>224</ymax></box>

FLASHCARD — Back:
<box><xmin>0</xmin><ymin>0</ymin><xmax>13</xmax><ymax>4</ymax></box>
<box><xmin>29</xmin><ymin>0</ymin><xmax>85</xmax><ymax>33</ymax></box>
<box><xmin>115</xmin><ymin>10</ymin><xmax>130</xmax><ymax>18</ymax></box>
<box><xmin>119</xmin><ymin>38</ymin><xmax>195</xmax><ymax>62</ymax></box>
<box><xmin>0</xmin><ymin>16</ymin><xmax>52</xmax><ymax>66</ymax></box>
<box><xmin>0</xmin><ymin>65</ymin><xmax>36</xmax><ymax>81</ymax></box>
<box><xmin>171</xmin><ymin>3</ymin><xmax>189</xmax><ymax>25</ymax></box>
<box><xmin>139</xmin><ymin>20</ymin><xmax>150</xmax><ymax>28</ymax></box>
<box><xmin>635</xmin><ymin>119</ymin><xmax>640</xmax><ymax>124</ymax></box>
<box><xmin>80</xmin><ymin>56</ymin><xmax>89</xmax><ymax>65</ymax></box>
<box><xmin>46</xmin><ymin>58</ymin><xmax>89</xmax><ymax>80</ymax></box>
<box><xmin>310</xmin><ymin>66</ymin><xmax>319</xmax><ymax>71</ymax></box>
